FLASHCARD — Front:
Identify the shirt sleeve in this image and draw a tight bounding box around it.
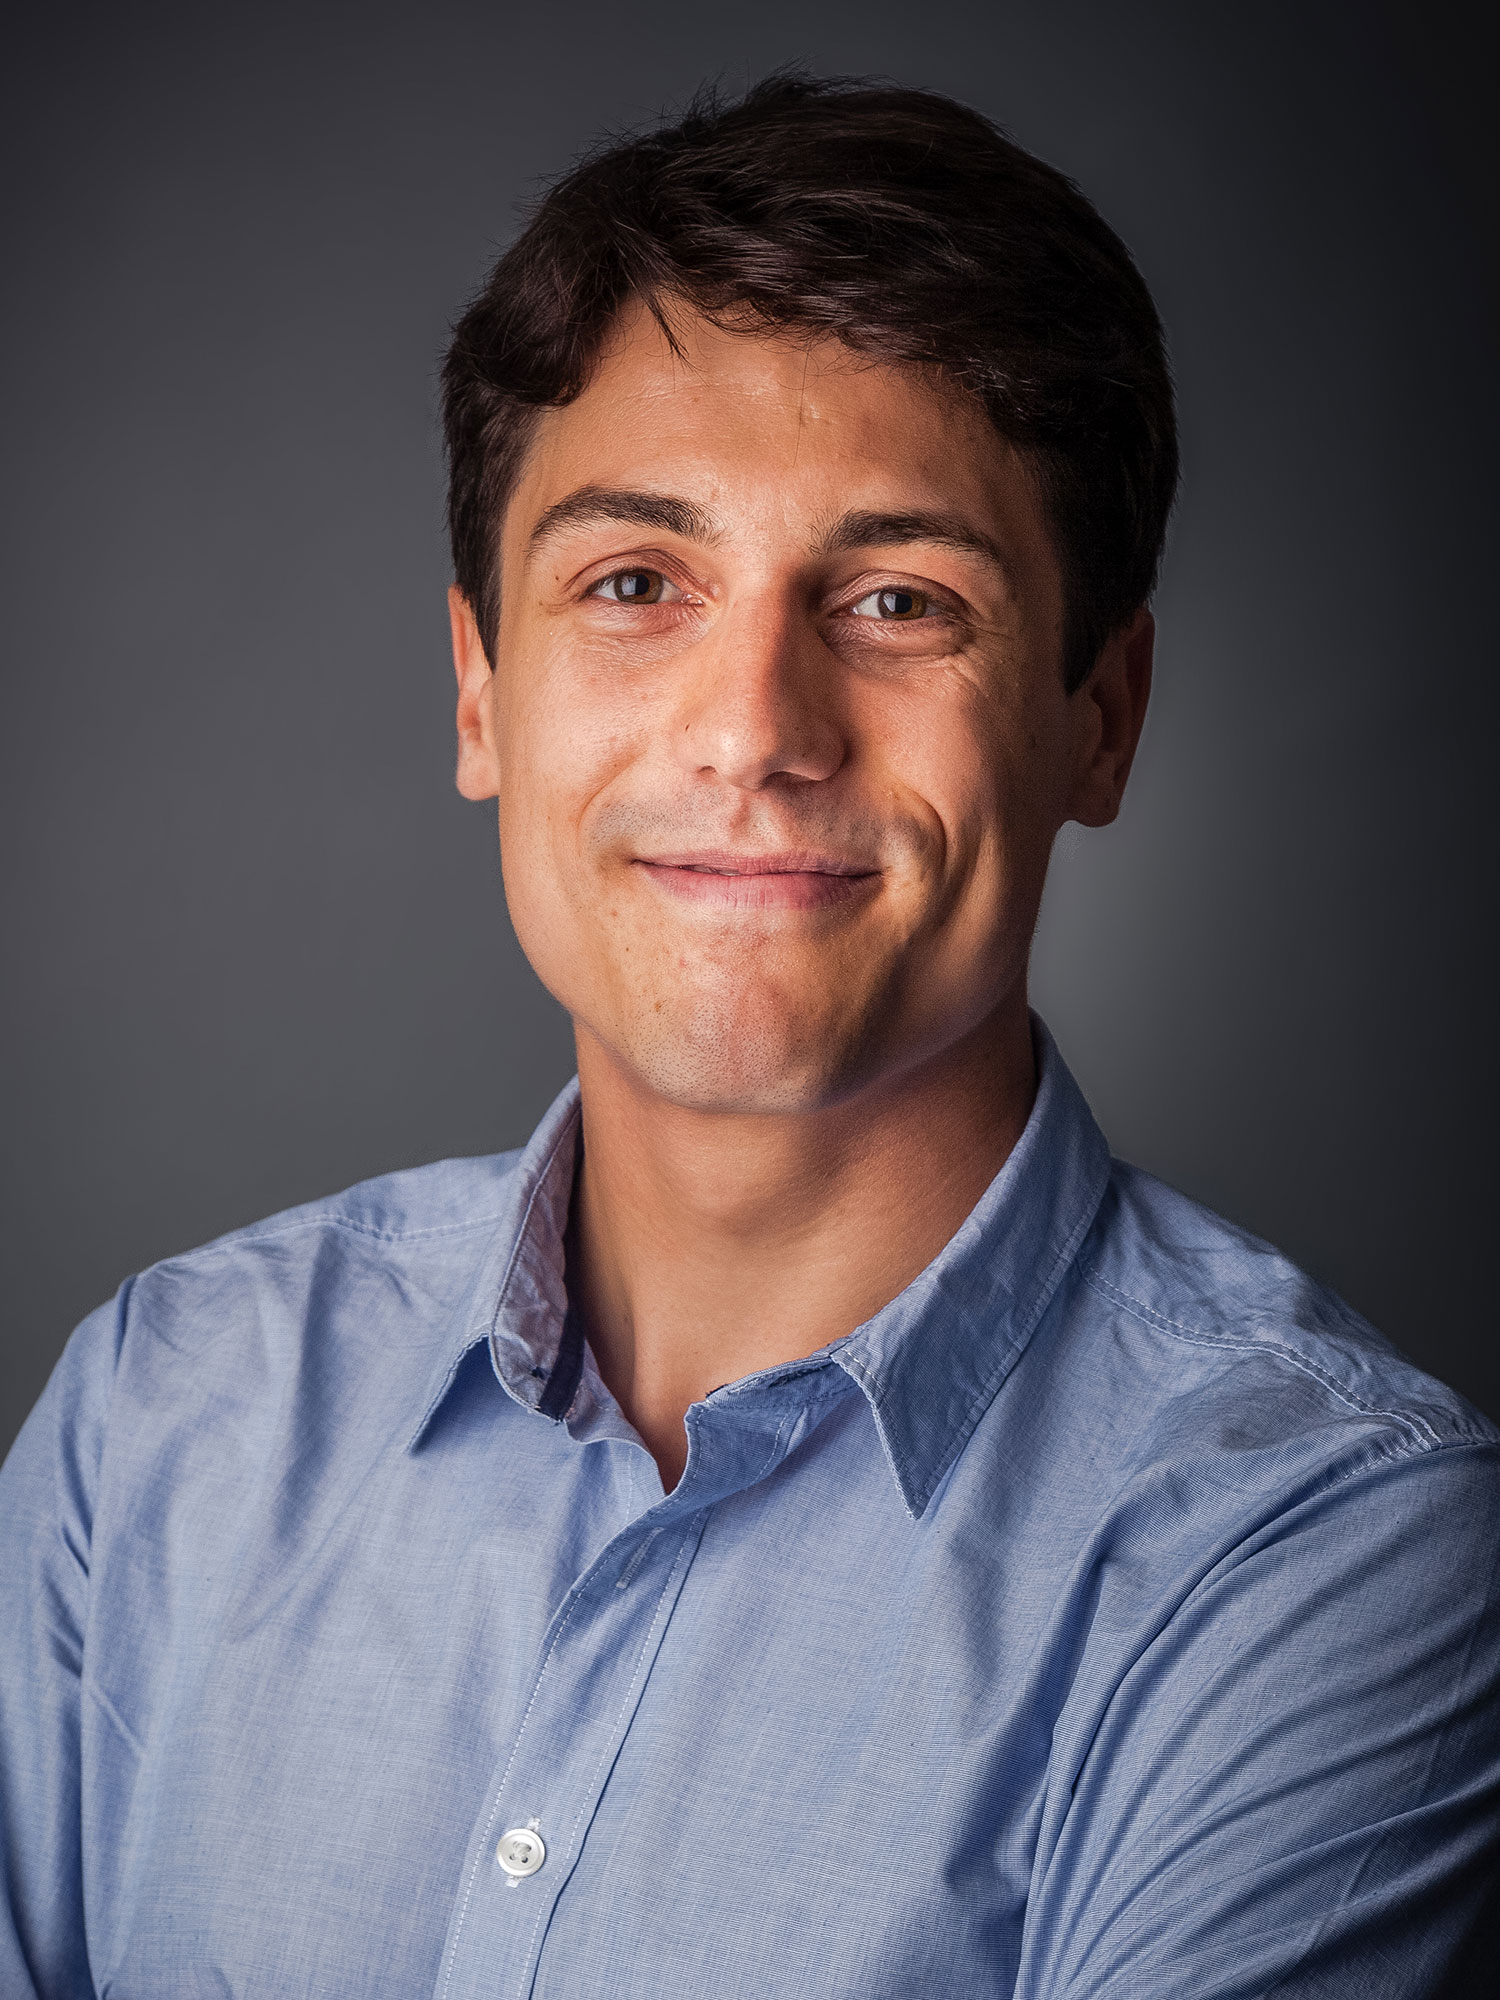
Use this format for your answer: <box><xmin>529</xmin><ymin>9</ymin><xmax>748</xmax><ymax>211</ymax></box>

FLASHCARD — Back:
<box><xmin>0</xmin><ymin>1292</ymin><xmax>127</xmax><ymax>2000</ymax></box>
<box><xmin>1017</xmin><ymin>1439</ymin><xmax>1500</xmax><ymax>2000</ymax></box>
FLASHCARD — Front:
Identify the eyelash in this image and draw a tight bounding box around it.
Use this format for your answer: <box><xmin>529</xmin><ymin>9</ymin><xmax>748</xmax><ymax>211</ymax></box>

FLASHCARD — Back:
<box><xmin>587</xmin><ymin>567</ymin><xmax>685</xmax><ymax>605</ymax></box>
<box><xmin>584</xmin><ymin>568</ymin><xmax>957</xmax><ymax>627</ymax></box>
<box><xmin>846</xmin><ymin>587</ymin><xmax>935</xmax><ymax>622</ymax></box>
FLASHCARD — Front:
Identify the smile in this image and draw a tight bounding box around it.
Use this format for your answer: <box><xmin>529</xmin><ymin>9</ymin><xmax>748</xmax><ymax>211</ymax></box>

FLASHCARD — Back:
<box><xmin>633</xmin><ymin>852</ymin><xmax>881</xmax><ymax>911</ymax></box>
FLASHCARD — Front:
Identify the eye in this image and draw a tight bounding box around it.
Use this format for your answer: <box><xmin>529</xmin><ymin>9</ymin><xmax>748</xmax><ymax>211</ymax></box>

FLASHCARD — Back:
<box><xmin>849</xmin><ymin>586</ymin><xmax>931</xmax><ymax>621</ymax></box>
<box><xmin>590</xmin><ymin>567</ymin><xmax>681</xmax><ymax>604</ymax></box>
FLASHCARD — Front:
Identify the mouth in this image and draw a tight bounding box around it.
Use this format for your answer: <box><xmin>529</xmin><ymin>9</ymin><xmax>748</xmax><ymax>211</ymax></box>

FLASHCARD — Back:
<box><xmin>633</xmin><ymin>850</ymin><xmax>881</xmax><ymax>911</ymax></box>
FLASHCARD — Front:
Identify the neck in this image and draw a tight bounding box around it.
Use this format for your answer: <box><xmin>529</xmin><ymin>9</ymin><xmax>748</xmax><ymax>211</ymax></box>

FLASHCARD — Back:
<box><xmin>567</xmin><ymin>993</ymin><xmax>1038</xmax><ymax>1489</ymax></box>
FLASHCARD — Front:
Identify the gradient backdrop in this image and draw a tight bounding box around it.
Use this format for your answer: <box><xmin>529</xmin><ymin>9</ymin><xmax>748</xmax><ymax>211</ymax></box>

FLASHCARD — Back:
<box><xmin>3</xmin><ymin>0</ymin><xmax>1496</xmax><ymax>1458</ymax></box>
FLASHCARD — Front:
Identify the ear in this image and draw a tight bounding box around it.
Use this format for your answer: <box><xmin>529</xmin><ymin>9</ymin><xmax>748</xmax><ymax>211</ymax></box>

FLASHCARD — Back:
<box><xmin>449</xmin><ymin>586</ymin><xmax>502</xmax><ymax>801</ymax></box>
<box><xmin>1064</xmin><ymin>607</ymin><xmax>1154</xmax><ymax>828</ymax></box>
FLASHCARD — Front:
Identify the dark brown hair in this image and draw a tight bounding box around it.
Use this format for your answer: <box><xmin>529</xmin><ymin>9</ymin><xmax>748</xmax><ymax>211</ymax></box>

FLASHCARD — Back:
<box><xmin>442</xmin><ymin>73</ymin><xmax>1177</xmax><ymax>690</ymax></box>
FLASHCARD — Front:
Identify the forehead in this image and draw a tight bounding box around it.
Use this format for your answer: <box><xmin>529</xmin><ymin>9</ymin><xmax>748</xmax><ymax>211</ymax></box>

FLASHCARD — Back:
<box><xmin>504</xmin><ymin>299</ymin><xmax>1047</xmax><ymax>555</ymax></box>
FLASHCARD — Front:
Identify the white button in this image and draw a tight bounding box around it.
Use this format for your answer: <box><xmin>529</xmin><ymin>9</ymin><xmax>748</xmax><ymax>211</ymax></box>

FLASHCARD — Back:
<box><xmin>496</xmin><ymin>1826</ymin><xmax>546</xmax><ymax>1878</ymax></box>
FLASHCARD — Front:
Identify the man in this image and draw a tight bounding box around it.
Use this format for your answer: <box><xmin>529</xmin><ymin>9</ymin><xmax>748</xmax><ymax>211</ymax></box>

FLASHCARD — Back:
<box><xmin>2</xmin><ymin>73</ymin><xmax>1497</xmax><ymax>1999</ymax></box>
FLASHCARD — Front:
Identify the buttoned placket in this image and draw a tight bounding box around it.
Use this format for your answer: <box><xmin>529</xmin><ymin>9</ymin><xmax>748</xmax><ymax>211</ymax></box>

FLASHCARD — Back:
<box><xmin>432</xmin><ymin>1367</ymin><xmax>853</xmax><ymax>2000</ymax></box>
<box><xmin>424</xmin><ymin>1033</ymin><xmax>1108</xmax><ymax>1999</ymax></box>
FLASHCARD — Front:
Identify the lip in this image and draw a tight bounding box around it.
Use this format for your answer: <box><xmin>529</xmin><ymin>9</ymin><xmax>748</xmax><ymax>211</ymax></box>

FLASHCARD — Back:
<box><xmin>633</xmin><ymin>850</ymin><xmax>881</xmax><ymax>911</ymax></box>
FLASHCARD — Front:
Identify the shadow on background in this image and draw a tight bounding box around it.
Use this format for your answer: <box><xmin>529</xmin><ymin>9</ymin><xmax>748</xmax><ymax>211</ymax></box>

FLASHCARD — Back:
<box><xmin>2</xmin><ymin>0</ymin><xmax>1496</xmax><ymax>1455</ymax></box>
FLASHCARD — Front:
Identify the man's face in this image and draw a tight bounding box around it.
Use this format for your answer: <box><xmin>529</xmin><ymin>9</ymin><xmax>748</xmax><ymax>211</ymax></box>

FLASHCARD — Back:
<box><xmin>453</xmin><ymin>302</ymin><xmax>1147</xmax><ymax>1114</ymax></box>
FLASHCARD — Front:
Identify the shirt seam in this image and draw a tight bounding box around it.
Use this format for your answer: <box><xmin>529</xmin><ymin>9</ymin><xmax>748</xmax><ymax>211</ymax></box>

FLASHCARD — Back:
<box><xmin>412</xmin><ymin>1113</ymin><xmax>581</xmax><ymax>1445</ymax></box>
<box><xmin>436</xmin><ymin>1510</ymin><xmax>697</xmax><ymax>2000</ymax></box>
<box><xmin>713</xmin><ymin>1378</ymin><xmax>852</xmax><ymax>1419</ymax></box>
<box><xmin>436</xmin><ymin>1534</ymin><xmax>602</xmax><ymax>2000</ymax></box>
<box><xmin>513</xmin><ymin>1524</ymin><xmax>702</xmax><ymax>1998</ymax></box>
<box><xmin>1310</xmin><ymin>1433</ymin><xmax>1497</xmax><ymax>1496</ymax></box>
<box><xmin>76</xmin><ymin>1277</ymin><xmax>136</xmax><ymax>1698</ymax></box>
<box><xmin>1081</xmin><ymin>1265</ymin><xmax>1442</xmax><ymax>1449</ymax></box>
<box><xmin>850</xmin><ymin>1151</ymin><xmax>1110</xmax><ymax>1513</ymax></box>
<box><xmin>483</xmin><ymin>1110</ymin><xmax>581</xmax><ymax>1355</ymax></box>
<box><xmin>147</xmin><ymin>1209</ymin><xmax>515</xmax><ymax>1270</ymax></box>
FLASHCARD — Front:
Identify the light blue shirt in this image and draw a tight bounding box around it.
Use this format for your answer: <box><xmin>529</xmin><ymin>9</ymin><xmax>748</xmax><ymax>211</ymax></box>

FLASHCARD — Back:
<box><xmin>3</xmin><ymin>1025</ymin><xmax>1498</xmax><ymax>1998</ymax></box>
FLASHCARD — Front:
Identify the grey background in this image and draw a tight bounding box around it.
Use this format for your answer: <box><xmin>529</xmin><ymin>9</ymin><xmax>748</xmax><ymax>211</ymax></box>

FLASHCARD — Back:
<box><xmin>3</xmin><ymin>0</ymin><xmax>1496</xmax><ymax>1460</ymax></box>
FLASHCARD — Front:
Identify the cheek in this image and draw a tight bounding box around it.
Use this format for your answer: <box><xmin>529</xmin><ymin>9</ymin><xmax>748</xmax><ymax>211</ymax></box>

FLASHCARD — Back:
<box><xmin>872</xmin><ymin>678</ymin><xmax>1031</xmax><ymax>881</ymax></box>
<box><xmin>878</xmin><ymin>687</ymin><xmax>1072</xmax><ymax>992</ymax></box>
<box><xmin>492</xmin><ymin>662</ymin><xmax>639</xmax><ymax>922</ymax></box>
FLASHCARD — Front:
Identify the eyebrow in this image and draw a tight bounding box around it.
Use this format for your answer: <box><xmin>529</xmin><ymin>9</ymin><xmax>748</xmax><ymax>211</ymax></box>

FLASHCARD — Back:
<box><xmin>815</xmin><ymin>508</ymin><xmax>1008</xmax><ymax>572</ymax></box>
<box><xmin>527</xmin><ymin>485</ymin><xmax>723</xmax><ymax>554</ymax></box>
<box><xmin>525</xmin><ymin>489</ymin><xmax>1007</xmax><ymax>581</ymax></box>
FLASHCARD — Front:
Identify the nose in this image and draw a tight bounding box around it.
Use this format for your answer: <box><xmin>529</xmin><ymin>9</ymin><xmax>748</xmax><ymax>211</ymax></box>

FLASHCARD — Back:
<box><xmin>672</xmin><ymin>600</ymin><xmax>846</xmax><ymax>791</ymax></box>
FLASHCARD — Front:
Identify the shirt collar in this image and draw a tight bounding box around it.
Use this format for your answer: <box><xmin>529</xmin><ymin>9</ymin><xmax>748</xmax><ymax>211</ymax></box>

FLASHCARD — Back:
<box><xmin>825</xmin><ymin>1020</ymin><xmax>1111</xmax><ymax>1514</ymax></box>
<box><xmin>410</xmin><ymin>1019</ymin><xmax>1111</xmax><ymax>1517</ymax></box>
<box><xmin>408</xmin><ymin>1078</ymin><xmax>585</xmax><ymax>1449</ymax></box>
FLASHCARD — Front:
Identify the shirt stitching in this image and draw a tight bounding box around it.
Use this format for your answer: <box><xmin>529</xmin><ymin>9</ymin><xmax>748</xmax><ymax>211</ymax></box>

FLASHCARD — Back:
<box><xmin>750</xmin><ymin>1407</ymin><xmax>800</xmax><ymax>1484</ymax></box>
<box><xmin>514</xmin><ymin>1524</ymin><xmax>702</xmax><ymax>1999</ymax></box>
<box><xmin>1081</xmin><ymin>1266</ymin><xmax>1441</xmax><ymax>1449</ymax></box>
<box><xmin>1313</xmin><ymin>1434</ymin><xmax>1481</xmax><ymax>1494</ymax></box>
<box><xmin>436</xmin><ymin>1528</ymin><xmax>602</xmax><ymax>2000</ymax></box>
<box><xmin>414</xmin><ymin>1115</ymin><xmax>582</xmax><ymax>1445</ymax></box>
<box><xmin>483</xmin><ymin>1112</ymin><xmax>581</xmax><ymax>1353</ymax></box>
<box><xmin>848</xmin><ymin>1155</ymin><xmax>1108</xmax><ymax>1512</ymax></box>
<box><xmin>152</xmin><ymin>1210</ymin><xmax>512</xmax><ymax>1266</ymax></box>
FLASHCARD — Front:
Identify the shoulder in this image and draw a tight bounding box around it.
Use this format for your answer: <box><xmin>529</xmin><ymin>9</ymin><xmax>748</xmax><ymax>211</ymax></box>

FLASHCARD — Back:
<box><xmin>1070</xmin><ymin>1160</ymin><xmax>1498</xmax><ymax>1466</ymax></box>
<box><xmin>131</xmin><ymin>1148</ymin><xmax>524</xmax><ymax>1312</ymax></box>
<box><xmin>167</xmin><ymin>1148</ymin><xmax>526</xmax><ymax>1257</ymax></box>
<box><xmin>986</xmin><ymin>1163</ymin><xmax>1500</xmax><ymax>1715</ymax></box>
<box><xmin>47</xmin><ymin>1150</ymin><xmax>529</xmax><ymax>1458</ymax></box>
<box><xmin>120</xmin><ymin>1150</ymin><xmax>526</xmax><ymax>1327</ymax></box>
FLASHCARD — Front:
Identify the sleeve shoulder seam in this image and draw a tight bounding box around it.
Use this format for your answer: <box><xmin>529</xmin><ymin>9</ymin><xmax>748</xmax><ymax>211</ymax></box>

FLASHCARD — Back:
<box><xmin>1081</xmin><ymin>1264</ymin><xmax>1455</xmax><ymax>1452</ymax></box>
<box><xmin>150</xmin><ymin>1206</ymin><xmax>512</xmax><ymax>1270</ymax></box>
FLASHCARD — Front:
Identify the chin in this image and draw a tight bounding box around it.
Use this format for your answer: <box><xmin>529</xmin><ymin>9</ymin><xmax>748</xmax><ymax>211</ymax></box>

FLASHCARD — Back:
<box><xmin>608</xmin><ymin>993</ymin><xmax>880</xmax><ymax>1116</ymax></box>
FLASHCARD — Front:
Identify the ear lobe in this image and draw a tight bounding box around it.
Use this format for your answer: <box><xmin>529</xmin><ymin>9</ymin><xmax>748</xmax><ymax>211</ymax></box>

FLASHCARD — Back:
<box><xmin>449</xmin><ymin>586</ymin><xmax>503</xmax><ymax>802</ymax></box>
<box><xmin>1066</xmin><ymin>607</ymin><xmax>1154</xmax><ymax>829</ymax></box>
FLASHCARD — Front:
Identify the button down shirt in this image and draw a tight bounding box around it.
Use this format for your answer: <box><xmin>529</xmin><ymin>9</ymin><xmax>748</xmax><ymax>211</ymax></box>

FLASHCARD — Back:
<box><xmin>3</xmin><ymin>1025</ymin><xmax>1499</xmax><ymax>1998</ymax></box>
